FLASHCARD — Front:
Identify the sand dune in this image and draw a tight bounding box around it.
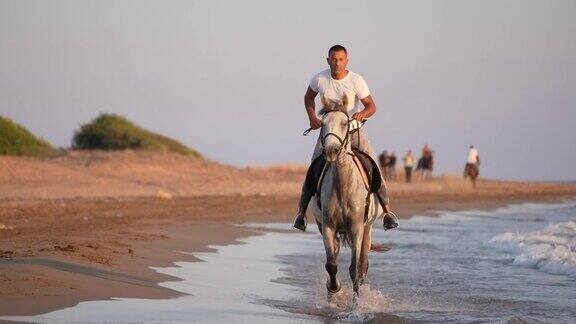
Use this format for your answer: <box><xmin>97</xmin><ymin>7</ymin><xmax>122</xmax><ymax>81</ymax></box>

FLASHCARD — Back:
<box><xmin>0</xmin><ymin>150</ymin><xmax>305</xmax><ymax>200</ymax></box>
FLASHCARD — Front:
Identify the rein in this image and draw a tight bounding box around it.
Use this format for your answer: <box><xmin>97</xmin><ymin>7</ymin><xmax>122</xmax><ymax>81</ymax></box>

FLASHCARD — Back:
<box><xmin>319</xmin><ymin>110</ymin><xmax>351</xmax><ymax>158</ymax></box>
<box><xmin>303</xmin><ymin>111</ymin><xmax>373</xmax><ymax>225</ymax></box>
<box><xmin>303</xmin><ymin>112</ymin><xmax>366</xmax><ymax>158</ymax></box>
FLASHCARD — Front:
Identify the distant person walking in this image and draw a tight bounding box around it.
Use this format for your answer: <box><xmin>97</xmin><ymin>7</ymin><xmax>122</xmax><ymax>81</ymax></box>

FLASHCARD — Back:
<box><xmin>403</xmin><ymin>150</ymin><xmax>415</xmax><ymax>183</ymax></box>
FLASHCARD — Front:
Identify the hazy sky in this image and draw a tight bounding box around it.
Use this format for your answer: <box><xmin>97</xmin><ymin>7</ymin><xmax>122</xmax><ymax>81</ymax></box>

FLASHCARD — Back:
<box><xmin>1</xmin><ymin>0</ymin><xmax>575</xmax><ymax>181</ymax></box>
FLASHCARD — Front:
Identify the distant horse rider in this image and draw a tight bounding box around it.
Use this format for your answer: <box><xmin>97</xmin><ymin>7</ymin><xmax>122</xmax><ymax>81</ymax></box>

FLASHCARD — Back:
<box><xmin>379</xmin><ymin>150</ymin><xmax>390</xmax><ymax>180</ymax></box>
<box><xmin>417</xmin><ymin>144</ymin><xmax>434</xmax><ymax>180</ymax></box>
<box><xmin>464</xmin><ymin>145</ymin><xmax>480</xmax><ymax>177</ymax></box>
<box><xmin>421</xmin><ymin>144</ymin><xmax>431</xmax><ymax>158</ymax></box>
<box><xmin>389</xmin><ymin>151</ymin><xmax>397</xmax><ymax>181</ymax></box>
<box><xmin>293</xmin><ymin>45</ymin><xmax>399</xmax><ymax>231</ymax></box>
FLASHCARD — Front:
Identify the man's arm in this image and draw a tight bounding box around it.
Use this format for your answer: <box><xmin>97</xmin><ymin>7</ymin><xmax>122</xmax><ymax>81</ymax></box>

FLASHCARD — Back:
<box><xmin>304</xmin><ymin>86</ymin><xmax>321</xmax><ymax>129</ymax></box>
<box><xmin>353</xmin><ymin>95</ymin><xmax>377</xmax><ymax>122</ymax></box>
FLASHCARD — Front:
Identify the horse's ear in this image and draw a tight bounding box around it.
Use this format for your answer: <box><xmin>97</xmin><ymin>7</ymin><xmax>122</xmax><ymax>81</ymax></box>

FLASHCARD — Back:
<box><xmin>341</xmin><ymin>94</ymin><xmax>348</xmax><ymax>110</ymax></box>
<box><xmin>321</xmin><ymin>96</ymin><xmax>329</xmax><ymax>108</ymax></box>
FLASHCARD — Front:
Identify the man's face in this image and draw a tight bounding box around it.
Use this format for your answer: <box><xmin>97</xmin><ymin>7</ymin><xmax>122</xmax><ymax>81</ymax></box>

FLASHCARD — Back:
<box><xmin>326</xmin><ymin>50</ymin><xmax>348</xmax><ymax>74</ymax></box>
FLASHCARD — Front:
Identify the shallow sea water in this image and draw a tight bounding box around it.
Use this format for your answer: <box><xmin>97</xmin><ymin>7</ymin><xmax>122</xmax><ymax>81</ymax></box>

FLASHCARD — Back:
<box><xmin>2</xmin><ymin>201</ymin><xmax>575</xmax><ymax>323</ymax></box>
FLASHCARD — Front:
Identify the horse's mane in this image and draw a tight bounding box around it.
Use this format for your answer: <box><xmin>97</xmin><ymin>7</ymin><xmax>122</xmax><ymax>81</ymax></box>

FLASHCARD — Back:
<box><xmin>318</xmin><ymin>95</ymin><xmax>348</xmax><ymax>116</ymax></box>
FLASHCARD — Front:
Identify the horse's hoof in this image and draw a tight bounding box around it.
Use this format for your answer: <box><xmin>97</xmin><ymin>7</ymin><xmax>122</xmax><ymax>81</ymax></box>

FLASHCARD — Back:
<box><xmin>292</xmin><ymin>214</ymin><xmax>307</xmax><ymax>231</ymax></box>
<box><xmin>352</xmin><ymin>293</ymin><xmax>359</xmax><ymax>308</ymax></box>
<box><xmin>326</xmin><ymin>281</ymin><xmax>341</xmax><ymax>294</ymax></box>
<box><xmin>383</xmin><ymin>211</ymin><xmax>399</xmax><ymax>231</ymax></box>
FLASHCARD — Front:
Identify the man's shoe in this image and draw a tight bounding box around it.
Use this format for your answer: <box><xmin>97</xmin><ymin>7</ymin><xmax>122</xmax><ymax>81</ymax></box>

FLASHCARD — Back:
<box><xmin>383</xmin><ymin>211</ymin><xmax>399</xmax><ymax>231</ymax></box>
<box><xmin>293</xmin><ymin>213</ymin><xmax>307</xmax><ymax>231</ymax></box>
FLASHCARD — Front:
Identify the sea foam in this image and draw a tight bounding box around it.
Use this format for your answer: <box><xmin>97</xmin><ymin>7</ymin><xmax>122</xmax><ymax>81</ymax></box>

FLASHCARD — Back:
<box><xmin>488</xmin><ymin>221</ymin><xmax>576</xmax><ymax>278</ymax></box>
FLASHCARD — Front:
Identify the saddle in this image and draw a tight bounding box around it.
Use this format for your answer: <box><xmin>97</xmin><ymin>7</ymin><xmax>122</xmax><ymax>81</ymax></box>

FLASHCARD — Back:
<box><xmin>308</xmin><ymin>150</ymin><xmax>383</xmax><ymax>221</ymax></box>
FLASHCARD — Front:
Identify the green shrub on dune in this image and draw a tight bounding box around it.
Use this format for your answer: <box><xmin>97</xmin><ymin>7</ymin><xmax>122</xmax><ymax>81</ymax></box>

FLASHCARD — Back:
<box><xmin>0</xmin><ymin>116</ymin><xmax>58</xmax><ymax>157</ymax></box>
<box><xmin>72</xmin><ymin>113</ymin><xmax>201</xmax><ymax>157</ymax></box>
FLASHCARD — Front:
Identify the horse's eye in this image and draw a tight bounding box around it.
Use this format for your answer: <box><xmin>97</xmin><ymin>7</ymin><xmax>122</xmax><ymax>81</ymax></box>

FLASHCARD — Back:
<box><xmin>342</xmin><ymin>121</ymin><xmax>347</xmax><ymax>127</ymax></box>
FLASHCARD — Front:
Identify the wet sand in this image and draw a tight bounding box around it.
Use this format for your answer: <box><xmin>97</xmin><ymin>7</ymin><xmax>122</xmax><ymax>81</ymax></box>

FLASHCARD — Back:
<box><xmin>1</xmin><ymin>151</ymin><xmax>576</xmax><ymax>316</ymax></box>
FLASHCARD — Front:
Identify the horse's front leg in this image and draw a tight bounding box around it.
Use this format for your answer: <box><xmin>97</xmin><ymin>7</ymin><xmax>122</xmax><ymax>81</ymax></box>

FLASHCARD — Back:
<box><xmin>349</xmin><ymin>222</ymin><xmax>365</xmax><ymax>299</ymax></box>
<box><xmin>322</xmin><ymin>226</ymin><xmax>341</xmax><ymax>294</ymax></box>
<box><xmin>358</xmin><ymin>224</ymin><xmax>372</xmax><ymax>286</ymax></box>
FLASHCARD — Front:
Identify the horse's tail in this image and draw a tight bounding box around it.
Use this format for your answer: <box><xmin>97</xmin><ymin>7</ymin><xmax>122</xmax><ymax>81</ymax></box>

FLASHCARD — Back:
<box><xmin>338</xmin><ymin>232</ymin><xmax>352</xmax><ymax>248</ymax></box>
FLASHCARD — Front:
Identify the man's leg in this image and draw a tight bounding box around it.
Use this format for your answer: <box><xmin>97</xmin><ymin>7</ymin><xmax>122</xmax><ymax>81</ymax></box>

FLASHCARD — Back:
<box><xmin>351</xmin><ymin>129</ymin><xmax>399</xmax><ymax>230</ymax></box>
<box><xmin>293</xmin><ymin>138</ymin><xmax>324</xmax><ymax>231</ymax></box>
<box><xmin>293</xmin><ymin>155</ymin><xmax>325</xmax><ymax>231</ymax></box>
<box><xmin>464</xmin><ymin>163</ymin><xmax>471</xmax><ymax>178</ymax></box>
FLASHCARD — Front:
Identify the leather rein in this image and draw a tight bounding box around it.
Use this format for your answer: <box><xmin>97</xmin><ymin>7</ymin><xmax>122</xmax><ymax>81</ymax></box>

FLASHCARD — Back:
<box><xmin>319</xmin><ymin>110</ymin><xmax>351</xmax><ymax>159</ymax></box>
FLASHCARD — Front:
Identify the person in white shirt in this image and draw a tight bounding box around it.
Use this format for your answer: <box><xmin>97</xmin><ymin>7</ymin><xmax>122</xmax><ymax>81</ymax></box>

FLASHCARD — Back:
<box><xmin>464</xmin><ymin>145</ymin><xmax>480</xmax><ymax>177</ymax></box>
<box><xmin>403</xmin><ymin>150</ymin><xmax>415</xmax><ymax>183</ymax></box>
<box><xmin>293</xmin><ymin>45</ymin><xmax>399</xmax><ymax>232</ymax></box>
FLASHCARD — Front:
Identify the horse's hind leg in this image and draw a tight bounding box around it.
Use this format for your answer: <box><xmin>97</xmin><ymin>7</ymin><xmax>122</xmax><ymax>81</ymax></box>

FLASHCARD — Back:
<box><xmin>323</xmin><ymin>227</ymin><xmax>341</xmax><ymax>294</ymax></box>
<box><xmin>358</xmin><ymin>225</ymin><xmax>372</xmax><ymax>286</ymax></box>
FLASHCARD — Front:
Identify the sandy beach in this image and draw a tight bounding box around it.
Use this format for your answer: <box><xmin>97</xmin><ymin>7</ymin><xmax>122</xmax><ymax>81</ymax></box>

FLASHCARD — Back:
<box><xmin>1</xmin><ymin>151</ymin><xmax>576</xmax><ymax>317</ymax></box>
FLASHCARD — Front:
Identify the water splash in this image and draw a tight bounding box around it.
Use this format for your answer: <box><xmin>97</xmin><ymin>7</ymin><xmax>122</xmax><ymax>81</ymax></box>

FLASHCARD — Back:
<box><xmin>312</xmin><ymin>281</ymin><xmax>396</xmax><ymax>322</ymax></box>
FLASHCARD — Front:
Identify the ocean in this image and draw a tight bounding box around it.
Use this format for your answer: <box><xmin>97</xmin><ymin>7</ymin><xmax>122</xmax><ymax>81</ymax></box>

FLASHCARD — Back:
<box><xmin>3</xmin><ymin>201</ymin><xmax>575</xmax><ymax>323</ymax></box>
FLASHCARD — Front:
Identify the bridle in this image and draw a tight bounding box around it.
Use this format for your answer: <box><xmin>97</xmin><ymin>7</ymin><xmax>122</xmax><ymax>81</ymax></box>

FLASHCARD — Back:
<box><xmin>319</xmin><ymin>110</ymin><xmax>351</xmax><ymax>158</ymax></box>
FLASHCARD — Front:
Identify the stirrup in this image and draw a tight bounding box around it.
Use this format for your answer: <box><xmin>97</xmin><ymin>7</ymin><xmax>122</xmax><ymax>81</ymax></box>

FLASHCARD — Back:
<box><xmin>293</xmin><ymin>213</ymin><xmax>307</xmax><ymax>232</ymax></box>
<box><xmin>383</xmin><ymin>211</ymin><xmax>399</xmax><ymax>231</ymax></box>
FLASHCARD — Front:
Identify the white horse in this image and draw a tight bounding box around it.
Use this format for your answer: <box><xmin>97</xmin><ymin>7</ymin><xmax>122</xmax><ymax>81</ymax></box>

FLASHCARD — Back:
<box><xmin>308</xmin><ymin>96</ymin><xmax>383</xmax><ymax>300</ymax></box>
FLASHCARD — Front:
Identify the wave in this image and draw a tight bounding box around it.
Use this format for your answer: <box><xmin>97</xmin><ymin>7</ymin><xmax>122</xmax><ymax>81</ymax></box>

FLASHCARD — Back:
<box><xmin>487</xmin><ymin>221</ymin><xmax>576</xmax><ymax>278</ymax></box>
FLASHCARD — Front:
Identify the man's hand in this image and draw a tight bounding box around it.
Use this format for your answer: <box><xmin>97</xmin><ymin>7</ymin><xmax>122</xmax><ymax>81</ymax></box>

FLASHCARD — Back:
<box><xmin>309</xmin><ymin>115</ymin><xmax>322</xmax><ymax>129</ymax></box>
<box><xmin>357</xmin><ymin>95</ymin><xmax>376</xmax><ymax>121</ymax></box>
<box><xmin>351</xmin><ymin>110</ymin><xmax>368</xmax><ymax>122</ymax></box>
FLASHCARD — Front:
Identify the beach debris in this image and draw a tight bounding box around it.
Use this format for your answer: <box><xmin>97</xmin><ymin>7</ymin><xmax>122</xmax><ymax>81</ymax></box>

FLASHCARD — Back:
<box><xmin>0</xmin><ymin>250</ymin><xmax>15</xmax><ymax>258</ymax></box>
<box><xmin>54</xmin><ymin>244</ymin><xmax>78</xmax><ymax>252</ymax></box>
<box><xmin>0</xmin><ymin>223</ymin><xmax>14</xmax><ymax>230</ymax></box>
<box><xmin>156</xmin><ymin>189</ymin><xmax>173</xmax><ymax>199</ymax></box>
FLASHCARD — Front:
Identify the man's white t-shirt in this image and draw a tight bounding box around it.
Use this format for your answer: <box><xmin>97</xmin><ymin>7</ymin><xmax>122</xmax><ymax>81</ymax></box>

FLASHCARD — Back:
<box><xmin>467</xmin><ymin>148</ymin><xmax>479</xmax><ymax>164</ymax></box>
<box><xmin>309</xmin><ymin>69</ymin><xmax>371</xmax><ymax>114</ymax></box>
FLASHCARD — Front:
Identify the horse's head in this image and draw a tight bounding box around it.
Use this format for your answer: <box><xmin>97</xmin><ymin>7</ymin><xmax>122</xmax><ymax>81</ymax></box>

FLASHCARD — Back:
<box><xmin>319</xmin><ymin>95</ymin><xmax>351</xmax><ymax>162</ymax></box>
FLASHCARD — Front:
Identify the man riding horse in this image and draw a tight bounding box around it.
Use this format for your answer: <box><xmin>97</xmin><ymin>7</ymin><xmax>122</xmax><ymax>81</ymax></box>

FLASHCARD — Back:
<box><xmin>464</xmin><ymin>145</ymin><xmax>480</xmax><ymax>179</ymax></box>
<box><xmin>293</xmin><ymin>45</ymin><xmax>399</xmax><ymax>232</ymax></box>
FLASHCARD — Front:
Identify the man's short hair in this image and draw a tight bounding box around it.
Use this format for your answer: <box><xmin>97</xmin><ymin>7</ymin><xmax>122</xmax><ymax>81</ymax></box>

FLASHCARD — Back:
<box><xmin>328</xmin><ymin>45</ymin><xmax>347</xmax><ymax>56</ymax></box>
